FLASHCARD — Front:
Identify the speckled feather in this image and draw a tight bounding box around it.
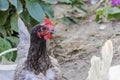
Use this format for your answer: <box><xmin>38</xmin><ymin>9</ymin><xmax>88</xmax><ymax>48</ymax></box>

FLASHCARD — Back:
<box><xmin>14</xmin><ymin>56</ymin><xmax>62</xmax><ymax>80</ymax></box>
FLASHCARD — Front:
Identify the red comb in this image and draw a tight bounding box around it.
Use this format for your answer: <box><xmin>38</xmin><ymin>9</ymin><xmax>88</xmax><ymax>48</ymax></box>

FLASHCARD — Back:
<box><xmin>44</xmin><ymin>18</ymin><xmax>54</xmax><ymax>27</ymax></box>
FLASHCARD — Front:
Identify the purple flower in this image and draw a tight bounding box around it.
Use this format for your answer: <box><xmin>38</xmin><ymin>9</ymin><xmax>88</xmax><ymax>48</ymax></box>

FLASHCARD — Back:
<box><xmin>111</xmin><ymin>0</ymin><xmax>120</xmax><ymax>7</ymax></box>
<box><xmin>85</xmin><ymin>0</ymin><xmax>91</xmax><ymax>3</ymax></box>
<box><xmin>111</xmin><ymin>0</ymin><xmax>116</xmax><ymax>7</ymax></box>
<box><xmin>117</xmin><ymin>0</ymin><xmax>120</xmax><ymax>5</ymax></box>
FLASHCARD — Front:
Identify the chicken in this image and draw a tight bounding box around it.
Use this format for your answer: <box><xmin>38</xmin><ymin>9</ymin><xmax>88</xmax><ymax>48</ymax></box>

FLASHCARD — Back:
<box><xmin>87</xmin><ymin>40</ymin><xmax>113</xmax><ymax>80</ymax></box>
<box><xmin>14</xmin><ymin>18</ymin><xmax>62</xmax><ymax>80</ymax></box>
<box><xmin>87</xmin><ymin>40</ymin><xmax>120</xmax><ymax>80</ymax></box>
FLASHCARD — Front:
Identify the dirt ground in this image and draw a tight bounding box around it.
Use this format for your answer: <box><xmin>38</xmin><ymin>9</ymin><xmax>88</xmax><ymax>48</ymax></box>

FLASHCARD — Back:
<box><xmin>48</xmin><ymin>18</ymin><xmax>120</xmax><ymax>80</ymax></box>
<box><xmin>46</xmin><ymin>5</ymin><xmax>120</xmax><ymax>80</ymax></box>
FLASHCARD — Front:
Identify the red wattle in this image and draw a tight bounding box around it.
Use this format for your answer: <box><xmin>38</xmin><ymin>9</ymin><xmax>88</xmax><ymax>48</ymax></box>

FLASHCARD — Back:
<box><xmin>44</xmin><ymin>34</ymin><xmax>52</xmax><ymax>40</ymax></box>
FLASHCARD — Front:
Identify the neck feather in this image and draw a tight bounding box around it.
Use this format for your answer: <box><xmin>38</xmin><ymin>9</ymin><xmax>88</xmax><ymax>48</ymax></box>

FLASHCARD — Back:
<box><xmin>26</xmin><ymin>38</ymin><xmax>51</xmax><ymax>74</ymax></box>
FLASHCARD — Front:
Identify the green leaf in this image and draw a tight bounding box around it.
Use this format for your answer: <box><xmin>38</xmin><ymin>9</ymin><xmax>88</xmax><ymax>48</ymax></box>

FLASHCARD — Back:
<box><xmin>44</xmin><ymin>0</ymin><xmax>57</xmax><ymax>4</ymax></box>
<box><xmin>21</xmin><ymin>10</ymin><xmax>39</xmax><ymax>26</ymax></box>
<box><xmin>0</xmin><ymin>38</ymin><xmax>13</xmax><ymax>61</ymax></box>
<box><xmin>4</xmin><ymin>51</ymin><xmax>14</xmax><ymax>61</ymax></box>
<box><xmin>17</xmin><ymin>0</ymin><xmax>23</xmax><ymax>14</ymax></box>
<box><xmin>0</xmin><ymin>0</ymin><xmax>9</xmax><ymax>11</ymax></box>
<box><xmin>11</xmin><ymin>51</ymin><xmax>17</xmax><ymax>62</ymax></box>
<box><xmin>95</xmin><ymin>15</ymin><xmax>102</xmax><ymax>23</ymax></box>
<box><xmin>107</xmin><ymin>14</ymin><xmax>113</xmax><ymax>20</ymax></box>
<box><xmin>69</xmin><ymin>16</ymin><xmax>78</xmax><ymax>24</ymax></box>
<box><xmin>58</xmin><ymin>0</ymin><xmax>71</xmax><ymax>3</ymax></box>
<box><xmin>26</xmin><ymin>0</ymin><xmax>45</xmax><ymax>23</ymax></box>
<box><xmin>96</xmin><ymin>9</ymin><xmax>104</xmax><ymax>15</ymax></box>
<box><xmin>30</xmin><ymin>17</ymin><xmax>39</xmax><ymax>26</ymax></box>
<box><xmin>71</xmin><ymin>0</ymin><xmax>77</xmax><ymax>6</ymax></box>
<box><xmin>108</xmin><ymin>13</ymin><xmax>120</xmax><ymax>20</ymax></box>
<box><xmin>8</xmin><ymin>0</ymin><xmax>23</xmax><ymax>14</ymax></box>
<box><xmin>40</xmin><ymin>3</ymin><xmax>54</xmax><ymax>19</ymax></box>
<box><xmin>96</xmin><ymin>15</ymin><xmax>100</xmax><ymax>22</ymax></box>
<box><xmin>20</xmin><ymin>10</ymin><xmax>31</xmax><ymax>25</ymax></box>
<box><xmin>8</xmin><ymin>0</ymin><xmax>17</xmax><ymax>7</ymax></box>
<box><xmin>107</xmin><ymin>7</ymin><xmax>120</xmax><ymax>14</ymax></box>
<box><xmin>0</xmin><ymin>38</ymin><xmax>12</xmax><ymax>52</ymax></box>
<box><xmin>113</xmin><ymin>13</ymin><xmax>120</xmax><ymax>20</ymax></box>
<box><xmin>6</xmin><ymin>36</ymin><xmax>19</xmax><ymax>47</ymax></box>
<box><xmin>0</xmin><ymin>27</ymin><xmax>7</xmax><ymax>37</ymax></box>
<box><xmin>10</xmin><ymin>14</ymin><xmax>18</xmax><ymax>32</ymax></box>
<box><xmin>0</xmin><ymin>11</ymin><xmax>9</xmax><ymax>26</ymax></box>
<box><xmin>0</xmin><ymin>57</ymin><xmax>2</xmax><ymax>62</ymax></box>
<box><xmin>1</xmin><ymin>36</ymin><xmax>18</xmax><ymax>62</ymax></box>
<box><xmin>63</xmin><ymin>16</ymin><xmax>71</xmax><ymax>25</ymax></box>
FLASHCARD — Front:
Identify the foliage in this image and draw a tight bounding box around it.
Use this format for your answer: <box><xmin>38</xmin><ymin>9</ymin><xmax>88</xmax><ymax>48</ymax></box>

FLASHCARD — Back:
<box><xmin>0</xmin><ymin>0</ymin><xmax>86</xmax><ymax>62</ymax></box>
<box><xmin>0</xmin><ymin>0</ymin><xmax>55</xmax><ymax>62</ymax></box>
<box><xmin>0</xmin><ymin>37</ymin><xmax>18</xmax><ymax>62</ymax></box>
<box><xmin>61</xmin><ymin>0</ymin><xmax>87</xmax><ymax>24</ymax></box>
<box><xmin>96</xmin><ymin>1</ymin><xmax>120</xmax><ymax>23</ymax></box>
<box><xmin>62</xmin><ymin>15</ymin><xmax>79</xmax><ymax>24</ymax></box>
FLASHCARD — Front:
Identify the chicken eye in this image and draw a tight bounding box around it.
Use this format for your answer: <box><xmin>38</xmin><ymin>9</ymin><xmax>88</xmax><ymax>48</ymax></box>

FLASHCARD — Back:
<box><xmin>41</xmin><ymin>27</ymin><xmax>48</xmax><ymax>31</ymax></box>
